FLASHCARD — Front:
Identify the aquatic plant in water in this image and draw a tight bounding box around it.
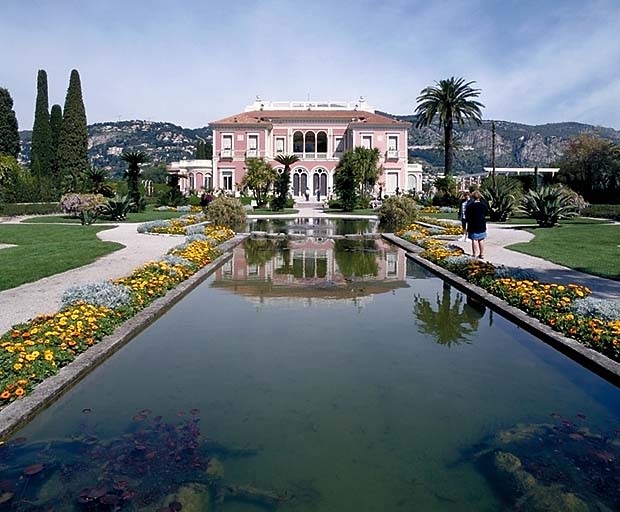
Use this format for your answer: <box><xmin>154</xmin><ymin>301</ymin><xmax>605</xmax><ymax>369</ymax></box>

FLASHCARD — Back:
<box><xmin>471</xmin><ymin>414</ymin><xmax>620</xmax><ymax>511</ymax></box>
<box><xmin>0</xmin><ymin>410</ymin><xmax>292</xmax><ymax>510</ymax></box>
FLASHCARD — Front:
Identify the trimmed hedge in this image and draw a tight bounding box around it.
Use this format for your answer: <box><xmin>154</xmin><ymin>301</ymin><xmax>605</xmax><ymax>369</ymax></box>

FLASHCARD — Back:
<box><xmin>0</xmin><ymin>202</ymin><xmax>60</xmax><ymax>216</ymax></box>
<box><xmin>582</xmin><ymin>204</ymin><xmax>620</xmax><ymax>221</ymax></box>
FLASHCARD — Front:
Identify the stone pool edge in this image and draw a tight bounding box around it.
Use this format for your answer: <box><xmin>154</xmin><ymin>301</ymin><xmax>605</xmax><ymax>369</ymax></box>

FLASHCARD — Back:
<box><xmin>0</xmin><ymin>233</ymin><xmax>250</xmax><ymax>441</ymax></box>
<box><xmin>382</xmin><ymin>233</ymin><xmax>620</xmax><ymax>387</ymax></box>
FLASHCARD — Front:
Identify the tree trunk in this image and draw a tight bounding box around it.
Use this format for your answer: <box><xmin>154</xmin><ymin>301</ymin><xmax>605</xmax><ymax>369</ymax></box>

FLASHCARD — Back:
<box><xmin>444</xmin><ymin>118</ymin><xmax>453</xmax><ymax>177</ymax></box>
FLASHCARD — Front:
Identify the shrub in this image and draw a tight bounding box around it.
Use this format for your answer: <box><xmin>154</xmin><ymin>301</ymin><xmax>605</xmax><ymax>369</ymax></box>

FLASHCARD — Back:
<box><xmin>239</xmin><ymin>196</ymin><xmax>253</xmax><ymax>206</ymax></box>
<box><xmin>0</xmin><ymin>202</ymin><xmax>60</xmax><ymax>216</ymax></box>
<box><xmin>481</xmin><ymin>176</ymin><xmax>522</xmax><ymax>221</ymax></box>
<box><xmin>520</xmin><ymin>185</ymin><xmax>578</xmax><ymax>227</ymax></box>
<box><xmin>61</xmin><ymin>281</ymin><xmax>133</xmax><ymax>310</ymax></box>
<box><xmin>162</xmin><ymin>254</ymin><xmax>196</xmax><ymax>270</ymax></box>
<box><xmin>100</xmin><ymin>195</ymin><xmax>134</xmax><ymax>221</ymax></box>
<box><xmin>493</xmin><ymin>266</ymin><xmax>538</xmax><ymax>281</ymax></box>
<box><xmin>60</xmin><ymin>193</ymin><xmax>107</xmax><ymax>225</ymax></box>
<box><xmin>572</xmin><ymin>297</ymin><xmax>620</xmax><ymax>322</ymax></box>
<box><xmin>327</xmin><ymin>199</ymin><xmax>342</xmax><ymax>209</ymax></box>
<box><xmin>206</xmin><ymin>196</ymin><xmax>247</xmax><ymax>230</ymax></box>
<box><xmin>582</xmin><ymin>204</ymin><xmax>620</xmax><ymax>221</ymax></box>
<box><xmin>377</xmin><ymin>196</ymin><xmax>418</xmax><ymax>230</ymax></box>
<box><xmin>185</xmin><ymin>223</ymin><xmax>207</xmax><ymax>235</ymax></box>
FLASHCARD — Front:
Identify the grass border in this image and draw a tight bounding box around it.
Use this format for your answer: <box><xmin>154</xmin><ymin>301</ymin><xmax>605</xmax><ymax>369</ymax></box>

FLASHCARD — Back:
<box><xmin>0</xmin><ymin>234</ymin><xmax>249</xmax><ymax>441</ymax></box>
<box><xmin>383</xmin><ymin>233</ymin><xmax>620</xmax><ymax>388</ymax></box>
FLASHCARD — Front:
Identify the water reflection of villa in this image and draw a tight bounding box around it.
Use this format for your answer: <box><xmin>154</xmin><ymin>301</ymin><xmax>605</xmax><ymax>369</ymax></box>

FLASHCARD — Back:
<box><xmin>213</xmin><ymin>238</ymin><xmax>408</xmax><ymax>305</ymax></box>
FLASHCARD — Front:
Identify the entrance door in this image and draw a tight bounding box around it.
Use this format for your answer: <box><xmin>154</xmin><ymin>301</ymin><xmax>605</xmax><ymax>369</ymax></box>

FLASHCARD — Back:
<box><xmin>386</xmin><ymin>172</ymin><xmax>398</xmax><ymax>194</ymax></box>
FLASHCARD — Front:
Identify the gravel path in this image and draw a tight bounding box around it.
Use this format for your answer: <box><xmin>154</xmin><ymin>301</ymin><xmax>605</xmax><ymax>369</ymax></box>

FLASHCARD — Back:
<box><xmin>0</xmin><ymin>224</ymin><xmax>181</xmax><ymax>335</ymax></box>
<box><xmin>451</xmin><ymin>223</ymin><xmax>620</xmax><ymax>299</ymax></box>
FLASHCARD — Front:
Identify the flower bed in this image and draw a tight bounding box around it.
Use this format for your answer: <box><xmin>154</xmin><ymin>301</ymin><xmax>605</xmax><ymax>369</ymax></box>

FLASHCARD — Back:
<box><xmin>396</xmin><ymin>224</ymin><xmax>620</xmax><ymax>361</ymax></box>
<box><xmin>419</xmin><ymin>216</ymin><xmax>464</xmax><ymax>235</ymax></box>
<box><xmin>137</xmin><ymin>213</ymin><xmax>207</xmax><ymax>234</ymax></box>
<box><xmin>155</xmin><ymin>205</ymin><xmax>202</xmax><ymax>213</ymax></box>
<box><xmin>0</xmin><ymin>226</ymin><xmax>234</xmax><ymax>404</ymax></box>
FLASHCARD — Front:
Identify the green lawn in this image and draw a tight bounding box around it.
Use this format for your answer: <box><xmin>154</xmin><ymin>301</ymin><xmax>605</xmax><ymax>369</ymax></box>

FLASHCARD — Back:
<box><xmin>0</xmin><ymin>224</ymin><xmax>123</xmax><ymax>291</ymax></box>
<box><xmin>322</xmin><ymin>208</ymin><xmax>377</xmax><ymax>216</ymax></box>
<box><xmin>508</xmin><ymin>221</ymin><xmax>620</xmax><ymax>280</ymax></box>
<box><xmin>22</xmin><ymin>209</ymin><xmax>185</xmax><ymax>224</ymax></box>
<box><xmin>250</xmin><ymin>209</ymin><xmax>299</xmax><ymax>215</ymax></box>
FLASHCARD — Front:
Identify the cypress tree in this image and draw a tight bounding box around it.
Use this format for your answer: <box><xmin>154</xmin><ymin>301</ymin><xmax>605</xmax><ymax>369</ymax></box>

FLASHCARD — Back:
<box><xmin>31</xmin><ymin>69</ymin><xmax>53</xmax><ymax>177</ymax></box>
<box><xmin>58</xmin><ymin>69</ymin><xmax>88</xmax><ymax>185</ymax></box>
<box><xmin>49</xmin><ymin>104</ymin><xmax>62</xmax><ymax>175</ymax></box>
<box><xmin>196</xmin><ymin>140</ymin><xmax>206</xmax><ymax>159</ymax></box>
<box><xmin>0</xmin><ymin>87</ymin><xmax>20</xmax><ymax>158</ymax></box>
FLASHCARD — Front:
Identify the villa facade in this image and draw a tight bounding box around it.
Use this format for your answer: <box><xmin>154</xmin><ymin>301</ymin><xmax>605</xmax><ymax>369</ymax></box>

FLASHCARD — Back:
<box><xmin>202</xmin><ymin>98</ymin><xmax>422</xmax><ymax>199</ymax></box>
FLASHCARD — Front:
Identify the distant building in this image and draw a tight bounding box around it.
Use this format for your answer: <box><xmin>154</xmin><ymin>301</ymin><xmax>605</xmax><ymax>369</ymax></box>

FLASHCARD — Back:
<box><xmin>206</xmin><ymin>97</ymin><xmax>423</xmax><ymax>197</ymax></box>
<box><xmin>167</xmin><ymin>159</ymin><xmax>213</xmax><ymax>194</ymax></box>
<box><xmin>454</xmin><ymin>167</ymin><xmax>560</xmax><ymax>192</ymax></box>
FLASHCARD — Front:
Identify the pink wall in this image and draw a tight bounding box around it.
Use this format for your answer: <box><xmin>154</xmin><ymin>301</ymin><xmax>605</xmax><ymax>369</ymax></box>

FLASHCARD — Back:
<box><xmin>212</xmin><ymin>120</ymin><xmax>410</xmax><ymax>196</ymax></box>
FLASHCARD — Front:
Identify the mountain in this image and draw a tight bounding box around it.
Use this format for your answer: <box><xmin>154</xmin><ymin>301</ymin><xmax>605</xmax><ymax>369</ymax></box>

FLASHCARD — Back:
<box><xmin>18</xmin><ymin>117</ymin><xmax>620</xmax><ymax>176</ymax></box>
<box><xmin>19</xmin><ymin>120</ymin><xmax>212</xmax><ymax>177</ymax></box>
<box><xmin>390</xmin><ymin>115</ymin><xmax>620</xmax><ymax>174</ymax></box>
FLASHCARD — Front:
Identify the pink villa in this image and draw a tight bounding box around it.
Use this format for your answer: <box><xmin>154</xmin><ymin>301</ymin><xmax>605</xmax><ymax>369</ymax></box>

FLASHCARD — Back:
<box><xmin>171</xmin><ymin>98</ymin><xmax>423</xmax><ymax>198</ymax></box>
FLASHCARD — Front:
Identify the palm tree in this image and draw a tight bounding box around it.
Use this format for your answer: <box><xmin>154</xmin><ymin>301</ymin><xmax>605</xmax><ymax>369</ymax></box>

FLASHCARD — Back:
<box><xmin>412</xmin><ymin>285</ymin><xmax>483</xmax><ymax>346</ymax></box>
<box><xmin>414</xmin><ymin>77</ymin><xmax>484</xmax><ymax>176</ymax></box>
<box><xmin>121</xmin><ymin>151</ymin><xmax>150</xmax><ymax>211</ymax></box>
<box><xmin>273</xmin><ymin>154</ymin><xmax>299</xmax><ymax>210</ymax></box>
<box><xmin>85</xmin><ymin>167</ymin><xmax>113</xmax><ymax>196</ymax></box>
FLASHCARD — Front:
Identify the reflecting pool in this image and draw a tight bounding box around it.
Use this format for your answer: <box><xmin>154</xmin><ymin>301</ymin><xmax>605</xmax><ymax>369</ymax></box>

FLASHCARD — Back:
<box><xmin>246</xmin><ymin>217</ymin><xmax>377</xmax><ymax>236</ymax></box>
<box><xmin>1</xmin><ymin>239</ymin><xmax>619</xmax><ymax>511</ymax></box>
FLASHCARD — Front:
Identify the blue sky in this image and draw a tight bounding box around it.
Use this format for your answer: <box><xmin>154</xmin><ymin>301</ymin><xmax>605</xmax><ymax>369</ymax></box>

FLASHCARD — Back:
<box><xmin>2</xmin><ymin>0</ymin><xmax>620</xmax><ymax>129</ymax></box>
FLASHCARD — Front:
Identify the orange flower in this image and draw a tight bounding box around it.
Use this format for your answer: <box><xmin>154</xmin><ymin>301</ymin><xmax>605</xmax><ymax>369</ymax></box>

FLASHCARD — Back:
<box><xmin>14</xmin><ymin>388</ymin><xmax>25</xmax><ymax>397</ymax></box>
<box><xmin>0</xmin><ymin>391</ymin><xmax>10</xmax><ymax>400</ymax></box>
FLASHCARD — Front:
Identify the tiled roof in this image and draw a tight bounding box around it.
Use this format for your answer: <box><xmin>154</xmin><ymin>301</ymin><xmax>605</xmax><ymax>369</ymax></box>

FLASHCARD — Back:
<box><xmin>210</xmin><ymin>110</ymin><xmax>410</xmax><ymax>127</ymax></box>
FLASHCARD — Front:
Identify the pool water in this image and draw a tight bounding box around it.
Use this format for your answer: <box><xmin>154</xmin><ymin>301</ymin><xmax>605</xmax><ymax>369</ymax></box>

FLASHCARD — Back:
<box><xmin>1</xmin><ymin>238</ymin><xmax>619</xmax><ymax>511</ymax></box>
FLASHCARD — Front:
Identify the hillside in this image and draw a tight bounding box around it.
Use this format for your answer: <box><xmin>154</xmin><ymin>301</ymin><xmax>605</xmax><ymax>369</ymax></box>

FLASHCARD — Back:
<box><xmin>18</xmin><ymin>117</ymin><xmax>620</xmax><ymax>176</ymax></box>
<box><xmin>392</xmin><ymin>115</ymin><xmax>620</xmax><ymax>174</ymax></box>
<box><xmin>19</xmin><ymin>120</ymin><xmax>212</xmax><ymax>177</ymax></box>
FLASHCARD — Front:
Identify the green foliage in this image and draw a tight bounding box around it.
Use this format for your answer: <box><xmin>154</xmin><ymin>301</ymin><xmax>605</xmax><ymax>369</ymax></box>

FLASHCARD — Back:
<box><xmin>239</xmin><ymin>196</ymin><xmax>253</xmax><ymax>206</ymax></box>
<box><xmin>431</xmin><ymin>176</ymin><xmax>460</xmax><ymax>207</ymax></box>
<box><xmin>557</xmin><ymin>134</ymin><xmax>620</xmax><ymax>204</ymax></box>
<box><xmin>141</xmin><ymin>163</ymin><xmax>168</xmax><ymax>184</ymax></box>
<box><xmin>334</xmin><ymin>151</ymin><xmax>359</xmax><ymax>211</ymax></box>
<box><xmin>0</xmin><ymin>87</ymin><xmax>20</xmax><ymax>158</ymax></box>
<box><xmin>58</xmin><ymin>69</ymin><xmax>89</xmax><ymax>190</ymax></box>
<box><xmin>206</xmin><ymin>196</ymin><xmax>246</xmax><ymax>230</ymax></box>
<box><xmin>31</xmin><ymin>70</ymin><xmax>53</xmax><ymax>178</ymax></box>
<box><xmin>158</xmin><ymin>173</ymin><xmax>186</xmax><ymax>207</ymax></box>
<box><xmin>582</xmin><ymin>204</ymin><xmax>620</xmax><ymax>221</ymax></box>
<box><xmin>121</xmin><ymin>150</ymin><xmax>150</xmax><ymax>211</ymax></box>
<box><xmin>0</xmin><ymin>202</ymin><xmax>60</xmax><ymax>216</ymax></box>
<box><xmin>49</xmin><ymin>104</ymin><xmax>63</xmax><ymax>177</ymax></box>
<box><xmin>100</xmin><ymin>194</ymin><xmax>134</xmax><ymax>221</ymax></box>
<box><xmin>242</xmin><ymin>157</ymin><xmax>277</xmax><ymax>208</ymax></box>
<box><xmin>414</xmin><ymin>76</ymin><xmax>484</xmax><ymax>176</ymax></box>
<box><xmin>0</xmin><ymin>156</ymin><xmax>58</xmax><ymax>203</ymax></box>
<box><xmin>481</xmin><ymin>176</ymin><xmax>522</xmax><ymax>221</ymax></box>
<box><xmin>188</xmin><ymin>194</ymin><xmax>201</xmax><ymax>206</ymax></box>
<box><xmin>85</xmin><ymin>167</ymin><xmax>114</xmax><ymax>196</ymax></box>
<box><xmin>377</xmin><ymin>195</ymin><xmax>418</xmax><ymax>230</ymax></box>
<box><xmin>520</xmin><ymin>185</ymin><xmax>578</xmax><ymax>227</ymax></box>
<box><xmin>195</xmin><ymin>139</ymin><xmax>211</xmax><ymax>159</ymax></box>
<box><xmin>352</xmin><ymin>146</ymin><xmax>381</xmax><ymax>200</ymax></box>
<box><xmin>273</xmin><ymin>154</ymin><xmax>298</xmax><ymax>211</ymax></box>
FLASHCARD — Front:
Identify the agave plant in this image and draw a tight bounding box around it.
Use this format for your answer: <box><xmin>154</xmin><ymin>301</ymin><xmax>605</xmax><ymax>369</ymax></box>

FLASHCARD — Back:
<box><xmin>481</xmin><ymin>176</ymin><xmax>521</xmax><ymax>221</ymax></box>
<box><xmin>101</xmin><ymin>194</ymin><xmax>135</xmax><ymax>221</ymax></box>
<box><xmin>520</xmin><ymin>185</ymin><xmax>577</xmax><ymax>227</ymax></box>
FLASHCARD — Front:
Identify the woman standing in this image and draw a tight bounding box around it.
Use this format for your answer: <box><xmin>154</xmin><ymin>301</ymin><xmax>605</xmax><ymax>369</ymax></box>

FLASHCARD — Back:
<box><xmin>465</xmin><ymin>190</ymin><xmax>488</xmax><ymax>259</ymax></box>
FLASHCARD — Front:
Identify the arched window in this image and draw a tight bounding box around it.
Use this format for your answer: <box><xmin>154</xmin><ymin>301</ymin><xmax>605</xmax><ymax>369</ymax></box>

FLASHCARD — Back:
<box><xmin>293</xmin><ymin>131</ymin><xmax>303</xmax><ymax>153</ymax></box>
<box><xmin>189</xmin><ymin>174</ymin><xmax>195</xmax><ymax>190</ymax></box>
<box><xmin>407</xmin><ymin>174</ymin><xmax>417</xmax><ymax>192</ymax></box>
<box><xmin>204</xmin><ymin>173</ymin><xmax>212</xmax><ymax>191</ymax></box>
<box><xmin>305</xmin><ymin>131</ymin><xmax>315</xmax><ymax>153</ymax></box>
<box><xmin>317</xmin><ymin>131</ymin><xmax>327</xmax><ymax>153</ymax></box>
<box><xmin>195</xmin><ymin>172</ymin><xmax>203</xmax><ymax>191</ymax></box>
